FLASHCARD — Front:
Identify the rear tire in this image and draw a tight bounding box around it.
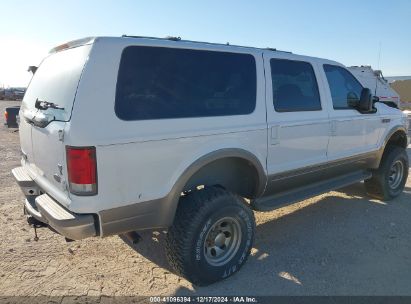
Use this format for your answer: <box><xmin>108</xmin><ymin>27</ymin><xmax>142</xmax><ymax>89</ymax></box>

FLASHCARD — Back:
<box><xmin>165</xmin><ymin>186</ymin><xmax>255</xmax><ymax>286</ymax></box>
<box><xmin>365</xmin><ymin>146</ymin><xmax>408</xmax><ymax>200</ymax></box>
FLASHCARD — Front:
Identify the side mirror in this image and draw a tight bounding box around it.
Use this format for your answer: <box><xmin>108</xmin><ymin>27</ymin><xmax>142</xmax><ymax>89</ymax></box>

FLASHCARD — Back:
<box><xmin>358</xmin><ymin>88</ymin><xmax>373</xmax><ymax>112</ymax></box>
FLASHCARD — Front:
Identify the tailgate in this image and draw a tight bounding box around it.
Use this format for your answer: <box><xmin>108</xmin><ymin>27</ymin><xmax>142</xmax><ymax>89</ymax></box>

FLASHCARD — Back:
<box><xmin>31</xmin><ymin>121</ymin><xmax>67</xmax><ymax>191</ymax></box>
<box><xmin>20</xmin><ymin>44</ymin><xmax>92</xmax><ymax>196</ymax></box>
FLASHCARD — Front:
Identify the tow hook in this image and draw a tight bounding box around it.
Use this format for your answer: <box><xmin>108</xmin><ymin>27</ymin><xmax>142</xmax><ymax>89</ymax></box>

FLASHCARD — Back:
<box><xmin>26</xmin><ymin>215</ymin><xmax>47</xmax><ymax>241</ymax></box>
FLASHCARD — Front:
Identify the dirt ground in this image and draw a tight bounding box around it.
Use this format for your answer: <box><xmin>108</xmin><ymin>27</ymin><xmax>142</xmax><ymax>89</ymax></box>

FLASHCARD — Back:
<box><xmin>1</xmin><ymin>99</ymin><xmax>411</xmax><ymax>297</ymax></box>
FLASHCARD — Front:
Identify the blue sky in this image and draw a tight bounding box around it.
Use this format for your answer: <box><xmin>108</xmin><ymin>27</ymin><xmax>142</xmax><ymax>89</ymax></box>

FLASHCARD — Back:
<box><xmin>1</xmin><ymin>0</ymin><xmax>410</xmax><ymax>87</ymax></box>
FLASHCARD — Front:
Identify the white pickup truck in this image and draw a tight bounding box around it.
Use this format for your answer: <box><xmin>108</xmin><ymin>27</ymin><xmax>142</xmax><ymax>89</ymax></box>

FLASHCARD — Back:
<box><xmin>12</xmin><ymin>36</ymin><xmax>409</xmax><ymax>285</ymax></box>
<box><xmin>348</xmin><ymin>65</ymin><xmax>401</xmax><ymax>108</ymax></box>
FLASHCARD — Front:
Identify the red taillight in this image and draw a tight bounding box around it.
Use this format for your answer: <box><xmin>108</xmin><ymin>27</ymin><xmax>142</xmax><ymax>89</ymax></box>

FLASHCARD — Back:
<box><xmin>4</xmin><ymin>111</ymin><xmax>8</xmax><ymax>121</ymax></box>
<box><xmin>66</xmin><ymin>146</ymin><xmax>97</xmax><ymax>195</ymax></box>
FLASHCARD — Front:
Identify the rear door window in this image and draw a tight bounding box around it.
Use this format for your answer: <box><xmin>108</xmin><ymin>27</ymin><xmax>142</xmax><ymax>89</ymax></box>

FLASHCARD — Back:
<box><xmin>22</xmin><ymin>45</ymin><xmax>91</xmax><ymax>121</ymax></box>
<box><xmin>270</xmin><ymin>59</ymin><xmax>321</xmax><ymax>112</ymax></box>
<box><xmin>115</xmin><ymin>46</ymin><xmax>256</xmax><ymax>120</ymax></box>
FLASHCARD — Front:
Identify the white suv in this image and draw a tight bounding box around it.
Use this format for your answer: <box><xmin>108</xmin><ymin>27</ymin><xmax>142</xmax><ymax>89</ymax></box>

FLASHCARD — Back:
<box><xmin>12</xmin><ymin>36</ymin><xmax>409</xmax><ymax>285</ymax></box>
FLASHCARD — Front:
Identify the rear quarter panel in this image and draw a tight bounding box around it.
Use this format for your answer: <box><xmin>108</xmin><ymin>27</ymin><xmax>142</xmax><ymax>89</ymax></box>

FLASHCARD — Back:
<box><xmin>65</xmin><ymin>38</ymin><xmax>267</xmax><ymax>214</ymax></box>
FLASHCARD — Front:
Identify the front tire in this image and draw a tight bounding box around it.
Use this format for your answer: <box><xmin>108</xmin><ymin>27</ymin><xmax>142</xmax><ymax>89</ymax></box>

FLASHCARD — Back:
<box><xmin>165</xmin><ymin>186</ymin><xmax>255</xmax><ymax>286</ymax></box>
<box><xmin>365</xmin><ymin>146</ymin><xmax>408</xmax><ymax>200</ymax></box>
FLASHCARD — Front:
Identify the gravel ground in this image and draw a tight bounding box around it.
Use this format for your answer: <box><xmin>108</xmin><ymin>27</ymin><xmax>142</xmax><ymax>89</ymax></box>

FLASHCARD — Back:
<box><xmin>1</xmin><ymin>99</ymin><xmax>411</xmax><ymax>297</ymax></box>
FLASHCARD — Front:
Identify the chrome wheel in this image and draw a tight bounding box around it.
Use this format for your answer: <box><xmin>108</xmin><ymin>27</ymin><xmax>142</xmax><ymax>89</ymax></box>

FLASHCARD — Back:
<box><xmin>388</xmin><ymin>160</ymin><xmax>404</xmax><ymax>189</ymax></box>
<box><xmin>204</xmin><ymin>217</ymin><xmax>242</xmax><ymax>266</ymax></box>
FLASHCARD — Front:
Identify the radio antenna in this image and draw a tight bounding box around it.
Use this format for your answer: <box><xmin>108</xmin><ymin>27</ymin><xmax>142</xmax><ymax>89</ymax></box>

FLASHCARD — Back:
<box><xmin>375</xmin><ymin>41</ymin><xmax>382</xmax><ymax>95</ymax></box>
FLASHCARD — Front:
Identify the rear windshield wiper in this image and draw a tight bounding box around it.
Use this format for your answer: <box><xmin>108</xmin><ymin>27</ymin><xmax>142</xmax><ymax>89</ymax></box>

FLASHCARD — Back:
<box><xmin>35</xmin><ymin>98</ymin><xmax>65</xmax><ymax>110</ymax></box>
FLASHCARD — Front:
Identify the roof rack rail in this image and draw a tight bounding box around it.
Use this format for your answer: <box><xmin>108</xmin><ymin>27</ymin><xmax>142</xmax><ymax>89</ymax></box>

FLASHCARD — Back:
<box><xmin>121</xmin><ymin>35</ymin><xmax>292</xmax><ymax>53</ymax></box>
<box><xmin>165</xmin><ymin>36</ymin><xmax>181</xmax><ymax>41</ymax></box>
<box><xmin>265</xmin><ymin>47</ymin><xmax>292</xmax><ymax>54</ymax></box>
<box><xmin>122</xmin><ymin>35</ymin><xmax>181</xmax><ymax>41</ymax></box>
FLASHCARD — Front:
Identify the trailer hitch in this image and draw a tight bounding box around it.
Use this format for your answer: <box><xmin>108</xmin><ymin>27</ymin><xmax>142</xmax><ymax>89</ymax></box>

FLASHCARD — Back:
<box><xmin>26</xmin><ymin>215</ymin><xmax>47</xmax><ymax>241</ymax></box>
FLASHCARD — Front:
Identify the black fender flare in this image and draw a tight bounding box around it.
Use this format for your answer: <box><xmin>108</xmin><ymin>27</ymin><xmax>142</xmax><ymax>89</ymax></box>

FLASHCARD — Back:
<box><xmin>163</xmin><ymin>148</ymin><xmax>267</xmax><ymax>226</ymax></box>
<box><xmin>372</xmin><ymin>125</ymin><xmax>408</xmax><ymax>168</ymax></box>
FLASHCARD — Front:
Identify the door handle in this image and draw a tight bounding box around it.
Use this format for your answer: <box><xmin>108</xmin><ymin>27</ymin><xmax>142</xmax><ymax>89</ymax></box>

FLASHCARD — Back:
<box><xmin>270</xmin><ymin>126</ymin><xmax>279</xmax><ymax>145</ymax></box>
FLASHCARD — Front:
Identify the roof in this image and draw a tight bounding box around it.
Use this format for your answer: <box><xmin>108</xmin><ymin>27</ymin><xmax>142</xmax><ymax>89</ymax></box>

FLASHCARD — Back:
<box><xmin>49</xmin><ymin>35</ymin><xmax>342</xmax><ymax>66</ymax></box>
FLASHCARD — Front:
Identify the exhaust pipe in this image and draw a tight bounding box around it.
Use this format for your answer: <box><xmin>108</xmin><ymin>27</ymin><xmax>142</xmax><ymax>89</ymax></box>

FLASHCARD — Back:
<box><xmin>122</xmin><ymin>231</ymin><xmax>142</xmax><ymax>245</ymax></box>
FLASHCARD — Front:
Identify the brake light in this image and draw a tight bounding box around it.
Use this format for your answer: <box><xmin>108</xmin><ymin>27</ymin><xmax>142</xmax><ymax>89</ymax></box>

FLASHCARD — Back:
<box><xmin>66</xmin><ymin>146</ymin><xmax>97</xmax><ymax>195</ymax></box>
<box><xmin>4</xmin><ymin>111</ymin><xmax>8</xmax><ymax>121</ymax></box>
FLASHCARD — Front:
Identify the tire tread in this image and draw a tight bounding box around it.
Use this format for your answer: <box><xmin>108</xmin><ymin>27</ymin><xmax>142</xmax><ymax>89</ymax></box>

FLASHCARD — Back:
<box><xmin>365</xmin><ymin>145</ymin><xmax>408</xmax><ymax>200</ymax></box>
<box><xmin>165</xmin><ymin>186</ymin><xmax>254</xmax><ymax>285</ymax></box>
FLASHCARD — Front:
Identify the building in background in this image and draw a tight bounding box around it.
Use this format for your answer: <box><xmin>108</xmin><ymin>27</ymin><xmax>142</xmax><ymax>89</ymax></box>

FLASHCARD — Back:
<box><xmin>387</xmin><ymin>77</ymin><xmax>411</xmax><ymax>109</ymax></box>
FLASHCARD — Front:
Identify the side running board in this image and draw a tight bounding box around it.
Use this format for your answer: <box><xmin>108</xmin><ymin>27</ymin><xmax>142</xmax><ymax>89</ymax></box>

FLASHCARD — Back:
<box><xmin>251</xmin><ymin>170</ymin><xmax>372</xmax><ymax>212</ymax></box>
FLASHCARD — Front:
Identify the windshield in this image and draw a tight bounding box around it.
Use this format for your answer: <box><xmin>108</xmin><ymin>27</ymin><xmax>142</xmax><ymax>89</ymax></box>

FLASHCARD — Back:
<box><xmin>22</xmin><ymin>44</ymin><xmax>91</xmax><ymax>122</ymax></box>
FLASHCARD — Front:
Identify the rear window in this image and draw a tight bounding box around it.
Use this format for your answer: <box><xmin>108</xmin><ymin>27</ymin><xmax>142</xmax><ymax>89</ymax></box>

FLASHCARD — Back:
<box><xmin>22</xmin><ymin>45</ymin><xmax>91</xmax><ymax>121</ymax></box>
<box><xmin>115</xmin><ymin>46</ymin><xmax>256</xmax><ymax>120</ymax></box>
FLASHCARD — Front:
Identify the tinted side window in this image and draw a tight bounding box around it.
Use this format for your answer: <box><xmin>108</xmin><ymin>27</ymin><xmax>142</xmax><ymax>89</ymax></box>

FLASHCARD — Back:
<box><xmin>270</xmin><ymin>59</ymin><xmax>321</xmax><ymax>112</ymax></box>
<box><xmin>115</xmin><ymin>46</ymin><xmax>256</xmax><ymax>120</ymax></box>
<box><xmin>323</xmin><ymin>64</ymin><xmax>363</xmax><ymax>109</ymax></box>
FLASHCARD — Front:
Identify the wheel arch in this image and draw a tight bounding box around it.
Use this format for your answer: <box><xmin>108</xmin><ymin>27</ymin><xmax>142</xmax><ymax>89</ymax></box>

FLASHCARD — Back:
<box><xmin>163</xmin><ymin>148</ymin><xmax>267</xmax><ymax>226</ymax></box>
<box><xmin>385</xmin><ymin>129</ymin><xmax>408</xmax><ymax>149</ymax></box>
<box><xmin>372</xmin><ymin>126</ymin><xmax>408</xmax><ymax>168</ymax></box>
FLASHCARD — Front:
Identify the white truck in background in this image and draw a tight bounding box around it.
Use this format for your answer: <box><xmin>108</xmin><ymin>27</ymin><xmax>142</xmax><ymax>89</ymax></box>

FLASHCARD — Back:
<box><xmin>348</xmin><ymin>66</ymin><xmax>400</xmax><ymax>108</ymax></box>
